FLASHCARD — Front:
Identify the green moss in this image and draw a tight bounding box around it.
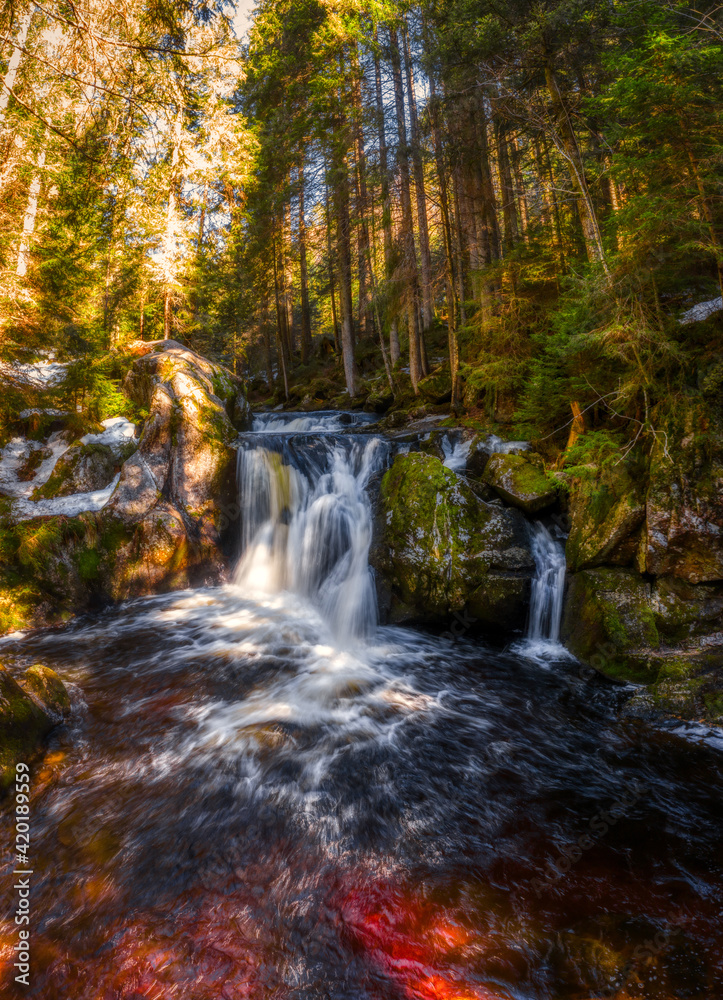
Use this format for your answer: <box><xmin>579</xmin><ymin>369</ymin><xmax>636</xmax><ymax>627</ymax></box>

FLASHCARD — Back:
<box><xmin>22</xmin><ymin>664</ymin><xmax>71</xmax><ymax>717</ymax></box>
<box><xmin>561</xmin><ymin>567</ymin><xmax>659</xmax><ymax>672</ymax></box>
<box><xmin>482</xmin><ymin>453</ymin><xmax>558</xmax><ymax>514</ymax></box>
<box><xmin>376</xmin><ymin>452</ymin><xmax>530</xmax><ymax>624</ymax></box>
<box><xmin>0</xmin><ymin>667</ymin><xmax>55</xmax><ymax>789</ymax></box>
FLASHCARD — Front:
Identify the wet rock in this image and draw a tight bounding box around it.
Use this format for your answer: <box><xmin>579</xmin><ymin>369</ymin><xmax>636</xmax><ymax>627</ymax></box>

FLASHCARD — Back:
<box><xmin>371</xmin><ymin>452</ymin><xmax>534</xmax><ymax>629</ymax></box>
<box><xmin>482</xmin><ymin>453</ymin><xmax>558</xmax><ymax>515</ymax></box>
<box><xmin>565</xmin><ymin>466</ymin><xmax>646</xmax><ymax>572</ymax></box>
<box><xmin>641</xmin><ymin>438</ymin><xmax>723</xmax><ymax>583</ymax></box>
<box><xmin>22</xmin><ymin>664</ymin><xmax>71</xmax><ymax>719</ymax></box>
<box><xmin>0</xmin><ymin>665</ymin><xmax>64</xmax><ymax>788</ymax></box>
<box><xmin>561</xmin><ymin>567</ymin><xmax>659</xmax><ymax>676</ymax></box>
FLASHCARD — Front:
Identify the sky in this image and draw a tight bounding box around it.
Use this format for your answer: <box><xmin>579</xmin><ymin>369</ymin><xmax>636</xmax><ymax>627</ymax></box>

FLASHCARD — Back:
<box><xmin>232</xmin><ymin>1</ymin><xmax>255</xmax><ymax>38</ymax></box>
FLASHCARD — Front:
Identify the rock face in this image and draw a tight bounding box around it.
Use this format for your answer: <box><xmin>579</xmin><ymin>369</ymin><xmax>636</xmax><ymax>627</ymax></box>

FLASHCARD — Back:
<box><xmin>0</xmin><ymin>340</ymin><xmax>249</xmax><ymax>625</ymax></box>
<box><xmin>0</xmin><ymin>664</ymin><xmax>71</xmax><ymax>788</ymax></box>
<box><xmin>371</xmin><ymin>452</ymin><xmax>534</xmax><ymax>629</ymax></box>
<box><xmin>640</xmin><ymin>438</ymin><xmax>723</xmax><ymax>584</ymax></box>
<box><xmin>562</xmin><ymin>408</ymin><xmax>723</xmax><ymax>719</ymax></box>
<box><xmin>565</xmin><ymin>466</ymin><xmax>646</xmax><ymax>573</ymax></box>
<box><xmin>482</xmin><ymin>454</ymin><xmax>558</xmax><ymax>514</ymax></box>
<box><xmin>32</xmin><ymin>443</ymin><xmax>120</xmax><ymax>498</ymax></box>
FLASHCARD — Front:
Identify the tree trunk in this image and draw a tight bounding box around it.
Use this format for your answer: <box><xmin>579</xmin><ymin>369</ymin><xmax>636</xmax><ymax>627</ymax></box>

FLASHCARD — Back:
<box><xmin>352</xmin><ymin>48</ymin><xmax>372</xmax><ymax>339</ymax></box>
<box><xmin>402</xmin><ymin>22</ymin><xmax>434</xmax><ymax>332</ymax></box>
<box><xmin>16</xmin><ymin>145</ymin><xmax>45</xmax><ymax>278</ymax></box>
<box><xmin>544</xmin><ymin>61</ymin><xmax>609</xmax><ymax>275</ymax></box>
<box><xmin>298</xmin><ymin>161</ymin><xmax>312</xmax><ymax>363</ymax></box>
<box><xmin>495</xmin><ymin>119</ymin><xmax>520</xmax><ymax>252</ymax></box>
<box><xmin>335</xmin><ymin>161</ymin><xmax>357</xmax><ymax>396</ymax></box>
<box><xmin>430</xmin><ymin>80</ymin><xmax>461</xmax><ymax>411</ymax></box>
<box><xmin>373</xmin><ymin>39</ymin><xmax>400</xmax><ymax>366</ymax></box>
<box><xmin>331</xmin><ymin>76</ymin><xmax>357</xmax><ymax>397</ymax></box>
<box><xmin>325</xmin><ymin>183</ymin><xmax>341</xmax><ymax>354</ymax></box>
<box><xmin>509</xmin><ymin>133</ymin><xmax>529</xmax><ymax>241</ymax></box>
<box><xmin>0</xmin><ymin>10</ymin><xmax>33</xmax><ymax>128</ymax></box>
<box><xmin>272</xmin><ymin>233</ymin><xmax>290</xmax><ymax>400</ymax></box>
<box><xmin>389</xmin><ymin>25</ymin><xmax>422</xmax><ymax>391</ymax></box>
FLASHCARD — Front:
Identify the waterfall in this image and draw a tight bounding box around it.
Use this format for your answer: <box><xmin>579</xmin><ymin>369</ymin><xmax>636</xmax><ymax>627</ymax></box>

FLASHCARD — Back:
<box><xmin>526</xmin><ymin>521</ymin><xmax>567</xmax><ymax>645</ymax></box>
<box><xmin>234</xmin><ymin>412</ymin><xmax>388</xmax><ymax>641</ymax></box>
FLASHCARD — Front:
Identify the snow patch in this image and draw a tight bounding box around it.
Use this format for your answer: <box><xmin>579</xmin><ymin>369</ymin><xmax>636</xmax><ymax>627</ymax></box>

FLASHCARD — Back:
<box><xmin>81</xmin><ymin>416</ymin><xmax>137</xmax><ymax>455</ymax></box>
<box><xmin>679</xmin><ymin>296</ymin><xmax>723</xmax><ymax>325</ymax></box>
<box><xmin>0</xmin><ymin>427</ymin><xmax>123</xmax><ymax>521</ymax></box>
<box><xmin>11</xmin><ymin>360</ymin><xmax>69</xmax><ymax>387</ymax></box>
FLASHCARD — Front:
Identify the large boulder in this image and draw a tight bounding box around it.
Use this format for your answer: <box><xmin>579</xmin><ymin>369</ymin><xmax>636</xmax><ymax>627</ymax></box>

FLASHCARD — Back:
<box><xmin>565</xmin><ymin>465</ymin><xmax>646</xmax><ymax>573</ymax></box>
<box><xmin>561</xmin><ymin>567</ymin><xmax>660</xmax><ymax>677</ymax></box>
<box><xmin>371</xmin><ymin>452</ymin><xmax>534</xmax><ymax>629</ymax></box>
<box><xmin>0</xmin><ymin>341</ymin><xmax>247</xmax><ymax>625</ymax></box>
<box><xmin>482</xmin><ymin>453</ymin><xmax>558</xmax><ymax>515</ymax></box>
<box><xmin>640</xmin><ymin>433</ymin><xmax>723</xmax><ymax>584</ymax></box>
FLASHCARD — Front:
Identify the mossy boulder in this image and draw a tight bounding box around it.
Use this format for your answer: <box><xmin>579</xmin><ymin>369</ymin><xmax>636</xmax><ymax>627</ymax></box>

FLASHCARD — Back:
<box><xmin>482</xmin><ymin>453</ymin><xmax>558</xmax><ymax>515</ymax></box>
<box><xmin>640</xmin><ymin>420</ymin><xmax>723</xmax><ymax>583</ymax></box>
<box><xmin>22</xmin><ymin>664</ymin><xmax>71</xmax><ymax>719</ymax></box>
<box><xmin>32</xmin><ymin>442</ymin><xmax>120</xmax><ymax>499</ymax></box>
<box><xmin>371</xmin><ymin>452</ymin><xmax>534</xmax><ymax>628</ymax></box>
<box><xmin>417</xmin><ymin>368</ymin><xmax>452</xmax><ymax>405</ymax></box>
<box><xmin>0</xmin><ymin>665</ymin><xmax>68</xmax><ymax>788</ymax></box>
<box><xmin>652</xmin><ymin>575</ymin><xmax>723</xmax><ymax>644</ymax></box>
<box><xmin>565</xmin><ymin>466</ymin><xmax>646</xmax><ymax>572</ymax></box>
<box><xmin>561</xmin><ymin>568</ymin><xmax>660</xmax><ymax>678</ymax></box>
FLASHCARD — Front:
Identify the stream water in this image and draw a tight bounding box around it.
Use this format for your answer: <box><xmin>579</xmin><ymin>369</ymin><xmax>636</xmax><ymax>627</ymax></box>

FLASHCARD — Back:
<box><xmin>1</xmin><ymin>412</ymin><xmax>722</xmax><ymax>999</ymax></box>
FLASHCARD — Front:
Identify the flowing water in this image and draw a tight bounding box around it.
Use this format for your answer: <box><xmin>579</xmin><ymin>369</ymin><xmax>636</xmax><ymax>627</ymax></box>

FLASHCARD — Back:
<box><xmin>1</xmin><ymin>412</ymin><xmax>722</xmax><ymax>999</ymax></box>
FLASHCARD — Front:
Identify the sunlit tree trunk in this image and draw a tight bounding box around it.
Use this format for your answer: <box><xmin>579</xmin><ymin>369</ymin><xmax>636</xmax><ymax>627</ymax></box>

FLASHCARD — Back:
<box><xmin>352</xmin><ymin>48</ymin><xmax>371</xmax><ymax>339</ymax></box>
<box><xmin>298</xmin><ymin>161</ymin><xmax>312</xmax><ymax>363</ymax></box>
<box><xmin>544</xmin><ymin>61</ymin><xmax>609</xmax><ymax>276</ymax></box>
<box><xmin>325</xmin><ymin>183</ymin><xmax>341</xmax><ymax>354</ymax></box>
<box><xmin>430</xmin><ymin>81</ymin><xmax>460</xmax><ymax>411</ymax></box>
<box><xmin>0</xmin><ymin>10</ymin><xmax>33</xmax><ymax>129</ymax></box>
<box><xmin>373</xmin><ymin>39</ymin><xmax>400</xmax><ymax>365</ymax></box>
<box><xmin>402</xmin><ymin>23</ymin><xmax>434</xmax><ymax>333</ymax></box>
<box><xmin>389</xmin><ymin>25</ymin><xmax>422</xmax><ymax>391</ymax></box>
<box><xmin>163</xmin><ymin>101</ymin><xmax>184</xmax><ymax>339</ymax></box>
<box><xmin>272</xmin><ymin>231</ymin><xmax>290</xmax><ymax>400</ymax></box>
<box><xmin>16</xmin><ymin>145</ymin><xmax>45</xmax><ymax>278</ymax></box>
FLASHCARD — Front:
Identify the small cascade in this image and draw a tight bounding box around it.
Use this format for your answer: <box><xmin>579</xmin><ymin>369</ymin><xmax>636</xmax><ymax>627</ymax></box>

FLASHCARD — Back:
<box><xmin>234</xmin><ymin>412</ymin><xmax>388</xmax><ymax>641</ymax></box>
<box><xmin>526</xmin><ymin>521</ymin><xmax>567</xmax><ymax>645</ymax></box>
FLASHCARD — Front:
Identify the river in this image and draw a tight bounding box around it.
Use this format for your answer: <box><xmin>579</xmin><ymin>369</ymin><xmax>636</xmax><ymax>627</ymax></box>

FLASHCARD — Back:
<box><xmin>1</xmin><ymin>412</ymin><xmax>721</xmax><ymax>998</ymax></box>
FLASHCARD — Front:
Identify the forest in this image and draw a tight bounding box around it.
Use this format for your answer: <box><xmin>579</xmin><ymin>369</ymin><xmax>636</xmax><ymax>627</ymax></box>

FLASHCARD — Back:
<box><xmin>1</xmin><ymin>0</ymin><xmax>721</xmax><ymax>449</ymax></box>
<box><xmin>1</xmin><ymin>4</ymin><xmax>723</xmax><ymax>997</ymax></box>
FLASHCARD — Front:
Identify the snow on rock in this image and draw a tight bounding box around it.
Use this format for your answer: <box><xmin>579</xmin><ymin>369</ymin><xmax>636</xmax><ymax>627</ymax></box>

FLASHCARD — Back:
<box><xmin>0</xmin><ymin>426</ymin><xmax>125</xmax><ymax>521</ymax></box>
<box><xmin>0</xmin><ymin>433</ymin><xmax>69</xmax><ymax>500</ymax></box>
<box><xmin>10</xmin><ymin>361</ymin><xmax>69</xmax><ymax>387</ymax></box>
<box><xmin>18</xmin><ymin>408</ymin><xmax>69</xmax><ymax>419</ymax></box>
<box><xmin>81</xmin><ymin>416</ymin><xmax>137</xmax><ymax>456</ymax></box>
<box><xmin>16</xmin><ymin>474</ymin><xmax>121</xmax><ymax>520</ymax></box>
<box><xmin>679</xmin><ymin>296</ymin><xmax>723</xmax><ymax>325</ymax></box>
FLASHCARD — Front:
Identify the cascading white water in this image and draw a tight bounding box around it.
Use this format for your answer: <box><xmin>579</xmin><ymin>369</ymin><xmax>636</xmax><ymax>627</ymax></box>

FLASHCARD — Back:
<box><xmin>526</xmin><ymin>521</ymin><xmax>567</xmax><ymax>644</ymax></box>
<box><xmin>234</xmin><ymin>412</ymin><xmax>387</xmax><ymax>641</ymax></box>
